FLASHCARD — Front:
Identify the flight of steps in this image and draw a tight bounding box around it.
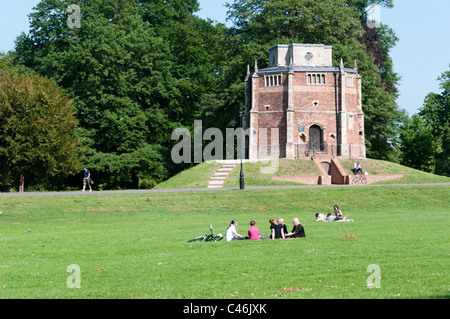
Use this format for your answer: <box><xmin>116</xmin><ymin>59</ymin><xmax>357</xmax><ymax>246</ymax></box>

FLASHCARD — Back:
<box><xmin>207</xmin><ymin>162</ymin><xmax>238</xmax><ymax>188</ymax></box>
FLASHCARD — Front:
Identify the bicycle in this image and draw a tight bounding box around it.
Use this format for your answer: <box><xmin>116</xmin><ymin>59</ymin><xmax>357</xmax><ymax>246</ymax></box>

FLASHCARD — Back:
<box><xmin>352</xmin><ymin>172</ymin><xmax>367</xmax><ymax>185</ymax></box>
<box><xmin>187</xmin><ymin>225</ymin><xmax>223</xmax><ymax>243</ymax></box>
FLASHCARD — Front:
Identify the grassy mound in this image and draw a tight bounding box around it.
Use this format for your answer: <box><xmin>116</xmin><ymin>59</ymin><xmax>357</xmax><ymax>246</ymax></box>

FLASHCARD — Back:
<box><xmin>338</xmin><ymin>158</ymin><xmax>450</xmax><ymax>184</ymax></box>
<box><xmin>155</xmin><ymin>158</ymin><xmax>449</xmax><ymax>189</ymax></box>
<box><xmin>153</xmin><ymin>161</ymin><xmax>222</xmax><ymax>189</ymax></box>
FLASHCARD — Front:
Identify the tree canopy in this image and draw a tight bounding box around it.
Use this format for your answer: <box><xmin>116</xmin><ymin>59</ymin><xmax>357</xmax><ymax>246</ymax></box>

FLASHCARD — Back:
<box><xmin>0</xmin><ymin>68</ymin><xmax>81</xmax><ymax>191</ymax></box>
<box><xmin>400</xmin><ymin>68</ymin><xmax>450</xmax><ymax>176</ymax></box>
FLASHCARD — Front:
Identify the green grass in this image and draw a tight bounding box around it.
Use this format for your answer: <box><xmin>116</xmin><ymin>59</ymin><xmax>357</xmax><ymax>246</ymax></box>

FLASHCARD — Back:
<box><xmin>224</xmin><ymin>159</ymin><xmax>321</xmax><ymax>187</ymax></box>
<box><xmin>0</xmin><ymin>185</ymin><xmax>449</xmax><ymax>299</ymax></box>
<box><xmin>338</xmin><ymin>158</ymin><xmax>450</xmax><ymax>184</ymax></box>
<box><xmin>154</xmin><ymin>161</ymin><xmax>222</xmax><ymax>189</ymax></box>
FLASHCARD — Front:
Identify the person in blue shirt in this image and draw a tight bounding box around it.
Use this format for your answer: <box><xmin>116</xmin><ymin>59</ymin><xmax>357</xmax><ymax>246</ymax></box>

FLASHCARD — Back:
<box><xmin>82</xmin><ymin>166</ymin><xmax>92</xmax><ymax>192</ymax></box>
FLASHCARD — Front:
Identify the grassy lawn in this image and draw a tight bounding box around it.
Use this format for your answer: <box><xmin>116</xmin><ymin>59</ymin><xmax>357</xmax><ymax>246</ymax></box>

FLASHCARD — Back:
<box><xmin>0</xmin><ymin>185</ymin><xmax>448</xmax><ymax>299</ymax></box>
<box><xmin>338</xmin><ymin>158</ymin><xmax>450</xmax><ymax>184</ymax></box>
<box><xmin>154</xmin><ymin>161</ymin><xmax>222</xmax><ymax>189</ymax></box>
<box><xmin>224</xmin><ymin>159</ymin><xmax>321</xmax><ymax>187</ymax></box>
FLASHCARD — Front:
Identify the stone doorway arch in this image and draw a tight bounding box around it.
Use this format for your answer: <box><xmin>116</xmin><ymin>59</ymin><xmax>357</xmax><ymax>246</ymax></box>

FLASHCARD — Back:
<box><xmin>309</xmin><ymin>125</ymin><xmax>324</xmax><ymax>151</ymax></box>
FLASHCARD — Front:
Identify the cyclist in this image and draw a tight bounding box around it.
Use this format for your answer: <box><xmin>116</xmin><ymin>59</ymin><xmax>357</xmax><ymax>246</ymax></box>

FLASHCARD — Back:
<box><xmin>352</xmin><ymin>162</ymin><xmax>363</xmax><ymax>175</ymax></box>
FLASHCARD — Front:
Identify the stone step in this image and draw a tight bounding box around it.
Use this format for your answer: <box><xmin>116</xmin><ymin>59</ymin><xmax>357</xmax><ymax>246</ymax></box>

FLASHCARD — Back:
<box><xmin>207</xmin><ymin>163</ymin><xmax>237</xmax><ymax>188</ymax></box>
<box><xmin>214</xmin><ymin>172</ymin><xmax>229</xmax><ymax>176</ymax></box>
<box><xmin>210</xmin><ymin>176</ymin><xmax>227</xmax><ymax>181</ymax></box>
<box><xmin>220</xmin><ymin>165</ymin><xmax>236</xmax><ymax>169</ymax></box>
<box><xmin>220</xmin><ymin>166</ymin><xmax>236</xmax><ymax>169</ymax></box>
<box><xmin>208</xmin><ymin>180</ymin><xmax>224</xmax><ymax>186</ymax></box>
<box><xmin>217</xmin><ymin>168</ymin><xmax>234</xmax><ymax>173</ymax></box>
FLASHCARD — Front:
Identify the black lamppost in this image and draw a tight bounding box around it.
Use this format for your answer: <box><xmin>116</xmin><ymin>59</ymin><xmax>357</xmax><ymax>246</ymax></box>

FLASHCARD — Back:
<box><xmin>239</xmin><ymin>111</ymin><xmax>245</xmax><ymax>190</ymax></box>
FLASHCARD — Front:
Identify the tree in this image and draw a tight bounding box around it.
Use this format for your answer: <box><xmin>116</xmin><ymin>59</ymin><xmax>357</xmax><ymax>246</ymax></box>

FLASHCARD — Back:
<box><xmin>399</xmin><ymin>114</ymin><xmax>435</xmax><ymax>173</ymax></box>
<box><xmin>0</xmin><ymin>68</ymin><xmax>81</xmax><ymax>191</ymax></box>
<box><xmin>415</xmin><ymin>68</ymin><xmax>449</xmax><ymax>176</ymax></box>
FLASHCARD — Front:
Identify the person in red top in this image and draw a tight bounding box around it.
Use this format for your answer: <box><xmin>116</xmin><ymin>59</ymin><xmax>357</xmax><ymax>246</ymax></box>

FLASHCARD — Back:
<box><xmin>248</xmin><ymin>221</ymin><xmax>261</xmax><ymax>240</ymax></box>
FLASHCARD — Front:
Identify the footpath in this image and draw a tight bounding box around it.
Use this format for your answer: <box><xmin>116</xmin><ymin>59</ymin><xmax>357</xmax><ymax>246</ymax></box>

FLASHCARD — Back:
<box><xmin>0</xmin><ymin>183</ymin><xmax>449</xmax><ymax>197</ymax></box>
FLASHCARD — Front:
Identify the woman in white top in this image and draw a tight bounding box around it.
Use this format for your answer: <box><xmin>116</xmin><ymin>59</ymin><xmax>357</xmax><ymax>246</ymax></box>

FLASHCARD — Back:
<box><xmin>225</xmin><ymin>220</ymin><xmax>245</xmax><ymax>241</ymax></box>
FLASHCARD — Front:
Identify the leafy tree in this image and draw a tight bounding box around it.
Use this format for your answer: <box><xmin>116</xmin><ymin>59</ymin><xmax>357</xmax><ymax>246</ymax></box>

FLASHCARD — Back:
<box><xmin>410</xmin><ymin>68</ymin><xmax>449</xmax><ymax>176</ymax></box>
<box><xmin>0</xmin><ymin>68</ymin><xmax>81</xmax><ymax>191</ymax></box>
<box><xmin>13</xmin><ymin>0</ymin><xmax>225</xmax><ymax>189</ymax></box>
<box><xmin>399</xmin><ymin>114</ymin><xmax>435</xmax><ymax>173</ymax></box>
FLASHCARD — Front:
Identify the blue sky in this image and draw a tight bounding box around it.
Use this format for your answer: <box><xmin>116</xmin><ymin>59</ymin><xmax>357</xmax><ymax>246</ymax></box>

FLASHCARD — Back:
<box><xmin>1</xmin><ymin>0</ymin><xmax>449</xmax><ymax>116</ymax></box>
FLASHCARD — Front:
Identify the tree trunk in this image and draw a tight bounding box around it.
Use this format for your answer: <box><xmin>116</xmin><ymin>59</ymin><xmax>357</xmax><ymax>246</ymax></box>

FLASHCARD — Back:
<box><xmin>19</xmin><ymin>174</ymin><xmax>25</xmax><ymax>193</ymax></box>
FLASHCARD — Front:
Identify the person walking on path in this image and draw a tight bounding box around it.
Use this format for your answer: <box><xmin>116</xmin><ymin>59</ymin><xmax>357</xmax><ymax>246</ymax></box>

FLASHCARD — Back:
<box><xmin>82</xmin><ymin>166</ymin><xmax>92</xmax><ymax>192</ymax></box>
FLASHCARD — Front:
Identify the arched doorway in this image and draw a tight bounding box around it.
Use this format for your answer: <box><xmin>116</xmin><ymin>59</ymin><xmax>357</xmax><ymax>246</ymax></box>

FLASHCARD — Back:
<box><xmin>309</xmin><ymin>125</ymin><xmax>324</xmax><ymax>151</ymax></box>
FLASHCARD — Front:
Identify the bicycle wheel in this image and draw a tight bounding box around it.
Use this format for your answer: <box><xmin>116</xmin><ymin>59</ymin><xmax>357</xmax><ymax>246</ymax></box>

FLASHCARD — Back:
<box><xmin>352</xmin><ymin>176</ymin><xmax>360</xmax><ymax>185</ymax></box>
<box><xmin>361</xmin><ymin>177</ymin><xmax>367</xmax><ymax>185</ymax></box>
<box><xmin>213</xmin><ymin>235</ymin><xmax>223</xmax><ymax>241</ymax></box>
<box><xmin>188</xmin><ymin>235</ymin><xmax>205</xmax><ymax>243</ymax></box>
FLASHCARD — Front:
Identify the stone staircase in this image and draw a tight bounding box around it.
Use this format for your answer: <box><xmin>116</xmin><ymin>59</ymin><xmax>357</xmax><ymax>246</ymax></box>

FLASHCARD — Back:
<box><xmin>207</xmin><ymin>162</ymin><xmax>238</xmax><ymax>188</ymax></box>
<box><xmin>312</xmin><ymin>156</ymin><xmax>350</xmax><ymax>185</ymax></box>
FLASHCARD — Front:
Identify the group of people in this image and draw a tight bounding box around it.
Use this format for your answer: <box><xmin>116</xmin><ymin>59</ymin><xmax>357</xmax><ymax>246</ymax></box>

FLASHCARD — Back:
<box><xmin>225</xmin><ymin>217</ymin><xmax>306</xmax><ymax>242</ymax></box>
<box><xmin>225</xmin><ymin>205</ymin><xmax>353</xmax><ymax>241</ymax></box>
<box><xmin>315</xmin><ymin>205</ymin><xmax>354</xmax><ymax>222</ymax></box>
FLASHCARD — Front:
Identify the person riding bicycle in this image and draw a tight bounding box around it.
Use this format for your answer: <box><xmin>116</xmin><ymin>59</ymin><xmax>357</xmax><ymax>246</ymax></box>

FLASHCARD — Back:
<box><xmin>352</xmin><ymin>162</ymin><xmax>363</xmax><ymax>175</ymax></box>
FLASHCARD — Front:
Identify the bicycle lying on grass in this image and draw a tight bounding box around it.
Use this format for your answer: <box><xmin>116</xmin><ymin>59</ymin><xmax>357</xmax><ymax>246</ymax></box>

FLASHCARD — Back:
<box><xmin>352</xmin><ymin>172</ymin><xmax>367</xmax><ymax>185</ymax></box>
<box><xmin>188</xmin><ymin>225</ymin><xmax>223</xmax><ymax>243</ymax></box>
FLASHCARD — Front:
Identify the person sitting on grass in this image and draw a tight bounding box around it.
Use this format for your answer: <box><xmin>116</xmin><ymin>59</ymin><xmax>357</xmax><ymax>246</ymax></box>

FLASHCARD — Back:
<box><xmin>248</xmin><ymin>221</ymin><xmax>261</xmax><ymax>240</ymax></box>
<box><xmin>269</xmin><ymin>218</ymin><xmax>284</xmax><ymax>240</ymax></box>
<box><xmin>285</xmin><ymin>218</ymin><xmax>306</xmax><ymax>238</ymax></box>
<box><xmin>278</xmin><ymin>218</ymin><xmax>288</xmax><ymax>236</ymax></box>
<box><xmin>225</xmin><ymin>220</ymin><xmax>245</xmax><ymax>241</ymax></box>
<box><xmin>326</xmin><ymin>213</ymin><xmax>354</xmax><ymax>222</ymax></box>
<box><xmin>315</xmin><ymin>213</ymin><xmax>327</xmax><ymax>221</ymax></box>
<box><xmin>334</xmin><ymin>205</ymin><xmax>343</xmax><ymax>220</ymax></box>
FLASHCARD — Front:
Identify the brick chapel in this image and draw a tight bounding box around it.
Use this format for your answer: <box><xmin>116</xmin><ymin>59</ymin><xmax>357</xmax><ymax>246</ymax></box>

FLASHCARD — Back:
<box><xmin>244</xmin><ymin>44</ymin><xmax>366</xmax><ymax>160</ymax></box>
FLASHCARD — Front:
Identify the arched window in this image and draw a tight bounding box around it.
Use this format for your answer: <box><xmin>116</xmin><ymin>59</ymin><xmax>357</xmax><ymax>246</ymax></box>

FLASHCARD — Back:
<box><xmin>307</xmin><ymin>73</ymin><xmax>326</xmax><ymax>85</ymax></box>
<box><xmin>265</xmin><ymin>74</ymin><xmax>283</xmax><ymax>87</ymax></box>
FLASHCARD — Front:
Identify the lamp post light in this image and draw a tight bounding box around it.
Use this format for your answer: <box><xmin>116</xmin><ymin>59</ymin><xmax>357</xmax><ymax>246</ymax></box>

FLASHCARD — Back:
<box><xmin>239</xmin><ymin>111</ymin><xmax>245</xmax><ymax>190</ymax></box>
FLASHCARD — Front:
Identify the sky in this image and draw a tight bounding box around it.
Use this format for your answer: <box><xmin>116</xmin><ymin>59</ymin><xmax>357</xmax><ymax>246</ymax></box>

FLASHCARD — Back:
<box><xmin>1</xmin><ymin>0</ymin><xmax>449</xmax><ymax>116</ymax></box>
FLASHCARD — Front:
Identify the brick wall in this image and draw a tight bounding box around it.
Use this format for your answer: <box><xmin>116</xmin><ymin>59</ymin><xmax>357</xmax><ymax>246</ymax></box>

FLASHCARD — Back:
<box><xmin>246</xmin><ymin>67</ymin><xmax>366</xmax><ymax>159</ymax></box>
